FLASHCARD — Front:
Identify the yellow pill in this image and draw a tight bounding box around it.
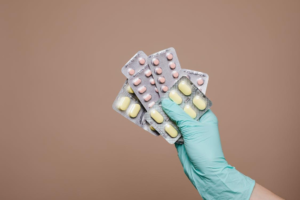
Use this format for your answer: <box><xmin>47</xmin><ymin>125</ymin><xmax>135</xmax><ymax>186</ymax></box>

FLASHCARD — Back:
<box><xmin>126</xmin><ymin>85</ymin><xmax>134</xmax><ymax>94</ymax></box>
<box><xmin>178</xmin><ymin>81</ymin><xmax>192</xmax><ymax>95</ymax></box>
<box><xmin>184</xmin><ymin>105</ymin><xmax>197</xmax><ymax>119</ymax></box>
<box><xmin>150</xmin><ymin>109</ymin><xmax>164</xmax><ymax>124</ymax></box>
<box><xmin>117</xmin><ymin>97</ymin><xmax>131</xmax><ymax>111</ymax></box>
<box><xmin>193</xmin><ymin>95</ymin><xmax>207</xmax><ymax>110</ymax></box>
<box><xmin>128</xmin><ymin>104</ymin><xmax>141</xmax><ymax>118</ymax></box>
<box><xmin>168</xmin><ymin>91</ymin><xmax>182</xmax><ymax>104</ymax></box>
<box><xmin>149</xmin><ymin>126</ymin><xmax>156</xmax><ymax>131</ymax></box>
<box><xmin>164</xmin><ymin>124</ymin><xmax>178</xmax><ymax>138</ymax></box>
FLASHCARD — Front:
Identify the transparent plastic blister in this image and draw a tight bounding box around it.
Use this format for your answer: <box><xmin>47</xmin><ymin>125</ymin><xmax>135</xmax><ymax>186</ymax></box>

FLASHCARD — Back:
<box><xmin>144</xmin><ymin>103</ymin><xmax>181</xmax><ymax>144</ymax></box>
<box><xmin>180</xmin><ymin>69</ymin><xmax>209</xmax><ymax>94</ymax></box>
<box><xmin>128</xmin><ymin>65</ymin><xmax>160</xmax><ymax>111</ymax></box>
<box><xmin>112</xmin><ymin>80</ymin><xmax>159</xmax><ymax>136</ymax></box>
<box><xmin>121</xmin><ymin>51</ymin><xmax>148</xmax><ymax>78</ymax></box>
<box><xmin>148</xmin><ymin>47</ymin><xmax>182</xmax><ymax>96</ymax></box>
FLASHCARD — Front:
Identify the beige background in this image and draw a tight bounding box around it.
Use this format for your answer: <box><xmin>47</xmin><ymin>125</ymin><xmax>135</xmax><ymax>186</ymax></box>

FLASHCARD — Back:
<box><xmin>1</xmin><ymin>1</ymin><xmax>300</xmax><ymax>199</ymax></box>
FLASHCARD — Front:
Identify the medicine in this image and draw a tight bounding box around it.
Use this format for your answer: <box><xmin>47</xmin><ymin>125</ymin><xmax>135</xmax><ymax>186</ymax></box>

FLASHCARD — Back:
<box><xmin>172</xmin><ymin>71</ymin><xmax>179</xmax><ymax>78</ymax></box>
<box><xmin>148</xmin><ymin>101</ymin><xmax>155</xmax><ymax>108</ymax></box>
<box><xmin>138</xmin><ymin>86</ymin><xmax>147</xmax><ymax>94</ymax></box>
<box><xmin>150</xmin><ymin>125</ymin><xmax>156</xmax><ymax>131</ymax></box>
<box><xmin>178</xmin><ymin>81</ymin><xmax>192</xmax><ymax>95</ymax></box>
<box><xmin>152</xmin><ymin>58</ymin><xmax>159</xmax><ymax>66</ymax></box>
<box><xmin>144</xmin><ymin>94</ymin><xmax>152</xmax><ymax>102</ymax></box>
<box><xmin>133</xmin><ymin>78</ymin><xmax>141</xmax><ymax>86</ymax></box>
<box><xmin>117</xmin><ymin>97</ymin><xmax>130</xmax><ymax>111</ymax></box>
<box><xmin>128</xmin><ymin>68</ymin><xmax>135</xmax><ymax>75</ymax></box>
<box><xmin>161</xmin><ymin>85</ymin><xmax>168</xmax><ymax>93</ymax></box>
<box><xmin>150</xmin><ymin>109</ymin><xmax>164</xmax><ymax>124</ymax></box>
<box><xmin>197</xmin><ymin>78</ymin><xmax>204</xmax><ymax>86</ymax></box>
<box><xmin>155</xmin><ymin>67</ymin><xmax>162</xmax><ymax>75</ymax></box>
<box><xmin>166</xmin><ymin>53</ymin><xmax>173</xmax><ymax>60</ymax></box>
<box><xmin>184</xmin><ymin>105</ymin><xmax>196</xmax><ymax>119</ymax></box>
<box><xmin>126</xmin><ymin>85</ymin><xmax>134</xmax><ymax>94</ymax></box>
<box><xmin>169</xmin><ymin>91</ymin><xmax>182</xmax><ymax>104</ymax></box>
<box><xmin>139</xmin><ymin>57</ymin><xmax>145</xmax><ymax>65</ymax></box>
<box><xmin>193</xmin><ymin>95</ymin><xmax>207</xmax><ymax>110</ymax></box>
<box><xmin>158</xmin><ymin>77</ymin><xmax>165</xmax><ymax>84</ymax></box>
<box><xmin>150</xmin><ymin>78</ymin><xmax>155</xmax><ymax>85</ymax></box>
<box><xmin>169</xmin><ymin>62</ymin><xmax>176</xmax><ymax>69</ymax></box>
<box><xmin>164</xmin><ymin>124</ymin><xmax>178</xmax><ymax>138</ymax></box>
<box><xmin>144</xmin><ymin>69</ymin><xmax>152</xmax><ymax>77</ymax></box>
<box><xmin>128</xmin><ymin>104</ymin><xmax>141</xmax><ymax>118</ymax></box>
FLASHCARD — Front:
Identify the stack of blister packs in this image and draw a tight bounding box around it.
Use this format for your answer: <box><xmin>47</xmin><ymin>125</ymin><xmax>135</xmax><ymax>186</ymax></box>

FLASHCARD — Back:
<box><xmin>112</xmin><ymin>48</ymin><xmax>212</xmax><ymax>144</ymax></box>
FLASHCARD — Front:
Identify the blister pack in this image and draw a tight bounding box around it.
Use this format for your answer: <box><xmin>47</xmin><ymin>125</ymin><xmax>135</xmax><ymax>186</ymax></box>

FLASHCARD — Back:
<box><xmin>148</xmin><ymin>47</ymin><xmax>182</xmax><ymax>96</ymax></box>
<box><xmin>180</xmin><ymin>69</ymin><xmax>209</xmax><ymax>94</ymax></box>
<box><xmin>128</xmin><ymin>65</ymin><xmax>160</xmax><ymax>111</ymax></box>
<box><xmin>145</xmin><ymin>76</ymin><xmax>212</xmax><ymax>144</ymax></box>
<box><xmin>121</xmin><ymin>51</ymin><xmax>148</xmax><ymax>78</ymax></box>
<box><xmin>112</xmin><ymin>80</ymin><xmax>159</xmax><ymax>136</ymax></box>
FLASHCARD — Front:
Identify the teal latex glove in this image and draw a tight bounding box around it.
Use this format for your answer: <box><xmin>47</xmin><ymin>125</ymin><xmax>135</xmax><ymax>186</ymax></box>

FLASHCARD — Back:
<box><xmin>162</xmin><ymin>99</ymin><xmax>255</xmax><ymax>200</ymax></box>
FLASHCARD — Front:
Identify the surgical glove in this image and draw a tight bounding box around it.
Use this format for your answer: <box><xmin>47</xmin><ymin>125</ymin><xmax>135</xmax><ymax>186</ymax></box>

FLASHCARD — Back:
<box><xmin>162</xmin><ymin>99</ymin><xmax>255</xmax><ymax>200</ymax></box>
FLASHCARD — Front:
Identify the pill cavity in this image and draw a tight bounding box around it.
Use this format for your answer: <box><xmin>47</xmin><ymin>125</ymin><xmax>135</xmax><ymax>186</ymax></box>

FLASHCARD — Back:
<box><xmin>166</xmin><ymin>53</ymin><xmax>173</xmax><ymax>60</ymax></box>
<box><xmin>152</xmin><ymin>58</ymin><xmax>159</xmax><ymax>66</ymax></box>
<box><xmin>143</xmin><ymin>94</ymin><xmax>152</xmax><ymax>102</ymax></box>
<box><xmin>139</xmin><ymin>57</ymin><xmax>145</xmax><ymax>65</ymax></box>
<box><xmin>126</xmin><ymin>85</ymin><xmax>134</xmax><ymax>94</ymax></box>
<box><xmin>161</xmin><ymin>85</ymin><xmax>168</xmax><ymax>93</ymax></box>
<box><xmin>138</xmin><ymin>86</ymin><xmax>147</xmax><ymax>94</ymax></box>
<box><xmin>150</xmin><ymin>109</ymin><xmax>164</xmax><ymax>124</ymax></box>
<box><xmin>169</xmin><ymin>91</ymin><xmax>182</xmax><ymax>104</ymax></box>
<box><xmin>133</xmin><ymin>78</ymin><xmax>141</xmax><ymax>86</ymax></box>
<box><xmin>172</xmin><ymin>71</ymin><xmax>179</xmax><ymax>78</ymax></box>
<box><xmin>150</xmin><ymin>78</ymin><xmax>155</xmax><ymax>85</ymax></box>
<box><xmin>129</xmin><ymin>104</ymin><xmax>141</xmax><ymax>118</ymax></box>
<box><xmin>178</xmin><ymin>81</ymin><xmax>192</xmax><ymax>95</ymax></box>
<box><xmin>155</xmin><ymin>67</ymin><xmax>162</xmax><ymax>75</ymax></box>
<box><xmin>193</xmin><ymin>95</ymin><xmax>207</xmax><ymax>110</ymax></box>
<box><xmin>148</xmin><ymin>101</ymin><xmax>155</xmax><ymax>108</ymax></box>
<box><xmin>117</xmin><ymin>97</ymin><xmax>131</xmax><ymax>111</ymax></box>
<box><xmin>164</xmin><ymin>124</ymin><xmax>178</xmax><ymax>138</ymax></box>
<box><xmin>145</xmin><ymin>69</ymin><xmax>152</xmax><ymax>77</ymax></box>
<box><xmin>158</xmin><ymin>77</ymin><xmax>166</xmax><ymax>84</ymax></box>
<box><xmin>169</xmin><ymin>62</ymin><xmax>176</xmax><ymax>69</ymax></box>
<box><xmin>184</xmin><ymin>105</ymin><xmax>197</xmax><ymax>119</ymax></box>
<box><xmin>128</xmin><ymin>68</ymin><xmax>135</xmax><ymax>75</ymax></box>
<box><xmin>197</xmin><ymin>78</ymin><xmax>204</xmax><ymax>86</ymax></box>
<box><xmin>150</xmin><ymin>125</ymin><xmax>156</xmax><ymax>131</ymax></box>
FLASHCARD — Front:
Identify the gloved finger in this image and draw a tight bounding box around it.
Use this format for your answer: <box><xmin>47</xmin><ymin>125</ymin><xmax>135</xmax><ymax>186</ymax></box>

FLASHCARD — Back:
<box><xmin>162</xmin><ymin>98</ymin><xmax>198</xmax><ymax>129</ymax></box>
<box><xmin>175</xmin><ymin>143</ymin><xmax>194</xmax><ymax>179</ymax></box>
<box><xmin>198</xmin><ymin>109</ymin><xmax>218</xmax><ymax>125</ymax></box>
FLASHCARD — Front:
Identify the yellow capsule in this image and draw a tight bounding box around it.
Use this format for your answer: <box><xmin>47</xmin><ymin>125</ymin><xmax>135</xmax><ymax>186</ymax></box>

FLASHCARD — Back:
<box><xmin>128</xmin><ymin>104</ymin><xmax>141</xmax><ymax>118</ymax></box>
<box><xmin>178</xmin><ymin>81</ymin><xmax>192</xmax><ymax>95</ymax></box>
<box><xmin>193</xmin><ymin>95</ymin><xmax>207</xmax><ymax>110</ymax></box>
<box><xmin>149</xmin><ymin>126</ymin><xmax>156</xmax><ymax>131</ymax></box>
<box><xmin>168</xmin><ymin>91</ymin><xmax>182</xmax><ymax>104</ymax></box>
<box><xmin>126</xmin><ymin>85</ymin><xmax>134</xmax><ymax>94</ymax></box>
<box><xmin>117</xmin><ymin>97</ymin><xmax>131</xmax><ymax>111</ymax></box>
<box><xmin>150</xmin><ymin>109</ymin><xmax>164</xmax><ymax>124</ymax></box>
<box><xmin>164</xmin><ymin>124</ymin><xmax>178</xmax><ymax>138</ymax></box>
<box><xmin>184</xmin><ymin>105</ymin><xmax>197</xmax><ymax>119</ymax></box>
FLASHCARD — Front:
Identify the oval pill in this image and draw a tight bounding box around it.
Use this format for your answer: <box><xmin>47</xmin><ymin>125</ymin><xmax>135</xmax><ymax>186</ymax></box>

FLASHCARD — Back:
<box><xmin>169</xmin><ymin>62</ymin><xmax>176</xmax><ymax>69</ymax></box>
<box><xmin>148</xmin><ymin>101</ymin><xmax>155</xmax><ymax>108</ymax></box>
<box><xmin>117</xmin><ymin>97</ymin><xmax>130</xmax><ymax>111</ymax></box>
<box><xmin>197</xmin><ymin>78</ymin><xmax>204</xmax><ymax>86</ymax></box>
<box><xmin>152</xmin><ymin>58</ymin><xmax>159</xmax><ymax>66</ymax></box>
<box><xmin>143</xmin><ymin>94</ymin><xmax>152</xmax><ymax>102</ymax></box>
<box><xmin>158</xmin><ymin>77</ymin><xmax>165</xmax><ymax>84</ymax></box>
<box><xmin>184</xmin><ymin>105</ymin><xmax>197</xmax><ymax>119</ymax></box>
<box><xmin>150</xmin><ymin>78</ymin><xmax>155</xmax><ymax>85</ymax></box>
<box><xmin>164</xmin><ymin>124</ymin><xmax>178</xmax><ymax>138</ymax></box>
<box><xmin>126</xmin><ymin>85</ymin><xmax>134</xmax><ymax>94</ymax></box>
<box><xmin>139</xmin><ymin>57</ymin><xmax>145</xmax><ymax>65</ymax></box>
<box><xmin>193</xmin><ymin>95</ymin><xmax>207</xmax><ymax>110</ymax></box>
<box><xmin>133</xmin><ymin>78</ymin><xmax>141</xmax><ymax>86</ymax></box>
<box><xmin>138</xmin><ymin>86</ymin><xmax>147</xmax><ymax>94</ymax></box>
<box><xmin>128</xmin><ymin>68</ymin><xmax>135</xmax><ymax>75</ymax></box>
<box><xmin>149</xmin><ymin>125</ymin><xmax>156</xmax><ymax>131</ymax></box>
<box><xmin>145</xmin><ymin>69</ymin><xmax>152</xmax><ymax>77</ymax></box>
<box><xmin>168</xmin><ymin>91</ymin><xmax>182</xmax><ymax>104</ymax></box>
<box><xmin>172</xmin><ymin>71</ymin><xmax>179</xmax><ymax>78</ymax></box>
<box><xmin>166</xmin><ymin>53</ymin><xmax>173</xmax><ymax>60</ymax></box>
<box><xmin>155</xmin><ymin>67</ymin><xmax>162</xmax><ymax>75</ymax></box>
<box><xmin>178</xmin><ymin>81</ymin><xmax>192</xmax><ymax>95</ymax></box>
<box><xmin>129</xmin><ymin>104</ymin><xmax>141</xmax><ymax>118</ymax></box>
<box><xmin>150</xmin><ymin>110</ymin><xmax>164</xmax><ymax>124</ymax></box>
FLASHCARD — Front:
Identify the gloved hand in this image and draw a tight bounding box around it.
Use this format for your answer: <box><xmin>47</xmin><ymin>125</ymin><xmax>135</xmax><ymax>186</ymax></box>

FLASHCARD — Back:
<box><xmin>162</xmin><ymin>99</ymin><xmax>255</xmax><ymax>200</ymax></box>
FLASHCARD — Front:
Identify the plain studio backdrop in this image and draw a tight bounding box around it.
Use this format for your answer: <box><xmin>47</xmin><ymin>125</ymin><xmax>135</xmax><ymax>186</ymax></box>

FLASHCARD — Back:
<box><xmin>1</xmin><ymin>1</ymin><xmax>300</xmax><ymax>200</ymax></box>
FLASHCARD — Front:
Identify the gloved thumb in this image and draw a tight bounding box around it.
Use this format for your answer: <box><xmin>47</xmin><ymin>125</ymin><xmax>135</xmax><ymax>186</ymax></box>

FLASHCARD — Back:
<box><xmin>161</xmin><ymin>99</ymin><xmax>199</xmax><ymax>134</ymax></box>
